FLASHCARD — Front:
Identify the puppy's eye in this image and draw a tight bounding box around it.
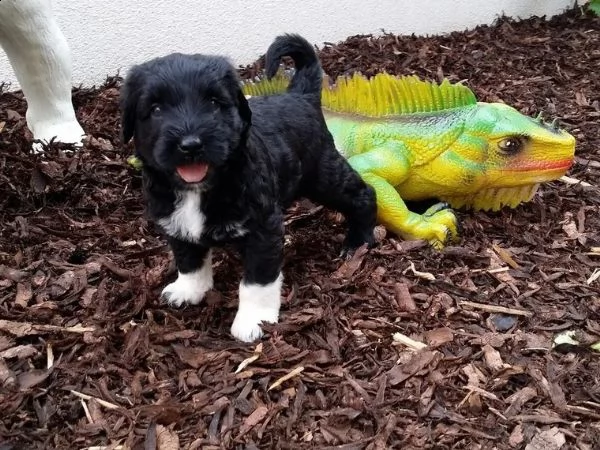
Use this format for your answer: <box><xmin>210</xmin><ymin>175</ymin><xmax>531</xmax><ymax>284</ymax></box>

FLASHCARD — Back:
<box><xmin>209</xmin><ymin>97</ymin><xmax>220</xmax><ymax>108</ymax></box>
<box><xmin>151</xmin><ymin>104</ymin><xmax>161</xmax><ymax>115</ymax></box>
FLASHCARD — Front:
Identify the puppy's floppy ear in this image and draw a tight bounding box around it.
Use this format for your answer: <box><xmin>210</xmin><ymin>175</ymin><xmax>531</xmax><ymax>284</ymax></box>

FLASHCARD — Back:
<box><xmin>119</xmin><ymin>66</ymin><xmax>145</xmax><ymax>144</ymax></box>
<box><xmin>236</xmin><ymin>88</ymin><xmax>252</xmax><ymax>130</ymax></box>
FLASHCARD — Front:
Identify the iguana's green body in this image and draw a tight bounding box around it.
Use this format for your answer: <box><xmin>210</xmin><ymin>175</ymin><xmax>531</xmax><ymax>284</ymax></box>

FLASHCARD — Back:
<box><xmin>242</xmin><ymin>72</ymin><xmax>576</xmax><ymax>248</ymax></box>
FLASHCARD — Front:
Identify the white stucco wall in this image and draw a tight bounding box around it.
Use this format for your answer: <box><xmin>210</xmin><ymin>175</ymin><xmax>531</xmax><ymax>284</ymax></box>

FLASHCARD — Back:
<box><xmin>0</xmin><ymin>0</ymin><xmax>581</xmax><ymax>90</ymax></box>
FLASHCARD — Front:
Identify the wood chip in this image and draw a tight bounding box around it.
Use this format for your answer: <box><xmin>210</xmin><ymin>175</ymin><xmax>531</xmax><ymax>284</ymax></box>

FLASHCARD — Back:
<box><xmin>0</xmin><ymin>265</ymin><xmax>28</xmax><ymax>282</ymax></box>
<box><xmin>560</xmin><ymin>175</ymin><xmax>593</xmax><ymax>187</ymax></box>
<box><xmin>268</xmin><ymin>366</ymin><xmax>304</xmax><ymax>391</ymax></box>
<box><xmin>505</xmin><ymin>386</ymin><xmax>538</xmax><ymax>417</ymax></box>
<box><xmin>70</xmin><ymin>390</ymin><xmax>120</xmax><ymax>410</ymax></box>
<box><xmin>47</xmin><ymin>343</ymin><xmax>54</xmax><ymax>369</ymax></box>
<box><xmin>566</xmin><ymin>404</ymin><xmax>600</xmax><ymax>419</ymax></box>
<box><xmin>394</xmin><ymin>282</ymin><xmax>417</xmax><ymax>312</ymax></box>
<box><xmin>423</xmin><ymin>327</ymin><xmax>454</xmax><ymax>348</ymax></box>
<box><xmin>525</xmin><ymin>426</ymin><xmax>566</xmax><ymax>450</ymax></box>
<box><xmin>84</xmin><ymin>447</ymin><xmax>126</xmax><ymax>450</ymax></box>
<box><xmin>561</xmin><ymin>211</ymin><xmax>581</xmax><ymax>240</ymax></box>
<box><xmin>461</xmin><ymin>384</ymin><xmax>501</xmax><ymax>401</ymax></box>
<box><xmin>509</xmin><ymin>424</ymin><xmax>525</xmax><ymax>448</ymax></box>
<box><xmin>156</xmin><ymin>424</ymin><xmax>180</xmax><ymax>450</ymax></box>
<box><xmin>331</xmin><ymin>243</ymin><xmax>369</xmax><ymax>279</ymax></box>
<box><xmin>18</xmin><ymin>369</ymin><xmax>52</xmax><ymax>390</ymax></box>
<box><xmin>405</xmin><ymin>261</ymin><xmax>435</xmax><ymax>281</ymax></box>
<box><xmin>482</xmin><ymin>344</ymin><xmax>505</xmax><ymax>371</ymax></box>
<box><xmin>387</xmin><ymin>350</ymin><xmax>440</xmax><ymax>386</ymax></box>
<box><xmin>458</xmin><ymin>301</ymin><xmax>533</xmax><ymax>317</ymax></box>
<box><xmin>392</xmin><ymin>332</ymin><xmax>428</xmax><ymax>351</ymax></box>
<box><xmin>234</xmin><ymin>343</ymin><xmax>263</xmax><ymax>374</ymax></box>
<box><xmin>462</xmin><ymin>364</ymin><xmax>486</xmax><ymax>387</ymax></box>
<box><xmin>471</xmin><ymin>266</ymin><xmax>511</xmax><ymax>274</ymax></box>
<box><xmin>586</xmin><ymin>268</ymin><xmax>600</xmax><ymax>284</ymax></box>
<box><xmin>238</xmin><ymin>405</ymin><xmax>269</xmax><ymax>436</ymax></box>
<box><xmin>81</xmin><ymin>399</ymin><xmax>94</xmax><ymax>424</ymax></box>
<box><xmin>15</xmin><ymin>282</ymin><xmax>32</xmax><ymax>307</ymax></box>
<box><xmin>0</xmin><ymin>345</ymin><xmax>39</xmax><ymax>360</ymax></box>
<box><xmin>0</xmin><ymin>357</ymin><xmax>16</xmax><ymax>387</ymax></box>
<box><xmin>486</xmin><ymin>248</ymin><xmax>517</xmax><ymax>284</ymax></box>
<box><xmin>492</xmin><ymin>244</ymin><xmax>520</xmax><ymax>269</ymax></box>
<box><xmin>0</xmin><ymin>320</ymin><xmax>96</xmax><ymax>337</ymax></box>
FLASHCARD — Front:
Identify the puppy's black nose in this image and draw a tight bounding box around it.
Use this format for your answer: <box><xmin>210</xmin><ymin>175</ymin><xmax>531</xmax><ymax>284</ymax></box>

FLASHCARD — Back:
<box><xmin>179</xmin><ymin>136</ymin><xmax>203</xmax><ymax>153</ymax></box>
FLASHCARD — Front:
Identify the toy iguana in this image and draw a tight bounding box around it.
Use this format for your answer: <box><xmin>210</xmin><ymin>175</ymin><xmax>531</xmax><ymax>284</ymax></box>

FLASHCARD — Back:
<box><xmin>241</xmin><ymin>71</ymin><xmax>576</xmax><ymax>248</ymax></box>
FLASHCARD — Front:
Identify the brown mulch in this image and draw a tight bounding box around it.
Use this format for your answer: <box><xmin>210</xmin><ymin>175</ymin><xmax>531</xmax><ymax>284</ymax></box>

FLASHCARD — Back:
<box><xmin>1</xmin><ymin>6</ymin><xmax>600</xmax><ymax>450</ymax></box>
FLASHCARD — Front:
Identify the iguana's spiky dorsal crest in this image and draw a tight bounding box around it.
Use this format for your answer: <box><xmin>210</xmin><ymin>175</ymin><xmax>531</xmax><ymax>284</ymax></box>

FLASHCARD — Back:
<box><xmin>321</xmin><ymin>72</ymin><xmax>477</xmax><ymax>117</ymax></box>
<box><xmin>240</xmin><ymin>70</ymin><xmax>478</xmax><ymax>117</ymax></box>
<box><xmin>241</xmin><ymin>71</ymin><xmax>291</xmax><ymax>97</ymax></box>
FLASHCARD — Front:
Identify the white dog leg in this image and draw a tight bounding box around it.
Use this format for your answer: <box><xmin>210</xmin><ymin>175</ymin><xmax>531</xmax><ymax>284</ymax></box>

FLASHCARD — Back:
<box><xmin>161</xmin><ymin>250</ymin><xmax>214</xmax><ymax>307</ymax></box>
<box><xmin>230</xmin><ymin>273</ymin><xmax>283</xmax><ymax>342</ymax></box>
<box><xmin>0</xmin><ymin>0</ymin><xmax>85</xmax><ymax>150</ymax></box>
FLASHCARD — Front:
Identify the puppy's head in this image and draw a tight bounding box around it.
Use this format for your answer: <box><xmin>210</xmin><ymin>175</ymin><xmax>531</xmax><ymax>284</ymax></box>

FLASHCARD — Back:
<box><xmin>119</xmin><ymin>53</ymin><xmax>252</xmax><ymax>188</ymax></box>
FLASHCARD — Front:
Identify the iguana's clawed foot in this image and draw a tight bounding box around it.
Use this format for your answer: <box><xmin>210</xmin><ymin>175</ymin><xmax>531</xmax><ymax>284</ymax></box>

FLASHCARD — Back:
<box><xmin>404</xmin><ymin>202</ymin><xmax>459</xmax><ymax>249</ymax></box>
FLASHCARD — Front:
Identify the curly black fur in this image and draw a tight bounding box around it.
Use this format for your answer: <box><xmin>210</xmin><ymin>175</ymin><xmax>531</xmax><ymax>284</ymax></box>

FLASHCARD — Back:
<box><xmin>119</xmin><ymin>32</ymin><xmax>376</xmax><ymax>295</ymax></box>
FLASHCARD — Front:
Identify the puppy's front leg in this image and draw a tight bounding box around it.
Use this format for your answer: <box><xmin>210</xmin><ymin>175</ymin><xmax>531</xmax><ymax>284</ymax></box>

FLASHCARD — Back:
<box><xmin>161</xmin><ymin>237</ymin><xmax>213</xmax><ymax>307</ymax></box>
<box><xmin>231</xmin><ymin>217</ymin><xmax>284</xmax><ymax>342</ymax></box>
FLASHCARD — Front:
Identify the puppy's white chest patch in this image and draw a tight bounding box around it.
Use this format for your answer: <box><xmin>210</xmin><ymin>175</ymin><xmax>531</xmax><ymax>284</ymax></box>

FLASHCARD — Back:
<box><xmin>158</xmin><ymin>190</ymin><xmax>205</xmax><ymax>242</ymax></box>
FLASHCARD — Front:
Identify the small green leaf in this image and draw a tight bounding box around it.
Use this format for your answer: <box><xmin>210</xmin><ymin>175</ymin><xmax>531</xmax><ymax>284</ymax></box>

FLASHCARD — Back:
<box><xmin>127</xmin><ymin>155</ymin><xmax>143</xmax><ymax>170</ymax></box>
<box><xmin>552</xmin><ymin>330</ymin><xmax>579</xmax><ymax>347</ymax></box>
<box><xmin>589</xmin><ymin>0</ymin><xmax>600</xmax><ymax>15</ymax></box>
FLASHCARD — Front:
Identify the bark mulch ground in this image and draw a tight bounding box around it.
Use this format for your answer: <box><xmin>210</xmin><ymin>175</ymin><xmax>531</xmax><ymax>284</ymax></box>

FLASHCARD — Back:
<box><xmin>1</xmin><ymin>6</ymin><xmax>600</xmax><ymax>450</ymax></box>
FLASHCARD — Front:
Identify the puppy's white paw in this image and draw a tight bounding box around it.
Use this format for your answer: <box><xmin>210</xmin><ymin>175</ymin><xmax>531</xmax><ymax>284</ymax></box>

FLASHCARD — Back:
<box><xmin>230</xmin><ymin>274</ymin><xmax>283</xmax><ymax>342</ymax></box>
<box><xmin>231</xmin><ymin>305</ymin><xmax>280</xmax><ymax>342</ymax></box>
<box><xmin>161</xmin><ymin>254</ymin><xmax>213</xmax><ymax>307</ymax></box>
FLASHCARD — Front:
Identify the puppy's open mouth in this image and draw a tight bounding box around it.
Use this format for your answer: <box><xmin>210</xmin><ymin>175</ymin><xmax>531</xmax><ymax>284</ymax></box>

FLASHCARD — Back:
<box><xmin>176</xmin><ymin>163</ymin><xmax>209</xmax><ymax>183</ymax></box>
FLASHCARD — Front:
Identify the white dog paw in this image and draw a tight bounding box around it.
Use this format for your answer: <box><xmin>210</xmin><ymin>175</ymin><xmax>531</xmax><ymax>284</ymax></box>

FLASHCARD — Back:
<box><xmin>230</xmin><ymin>274</ymin><xmax>283</xmax><ymax>342</ymax></box>
<box><xmin>161</xmin><ymin>261</ymin><xmax>213</xmax><ymax>307</ymax></box>
<box><xmin>30</xmin><ymin>121</ymin><xmax>86</xmax><ymax>154</ymax></box>
<box><xmin>230</xmin><ymin>306</ymin><xmax>279</xmax><ymax>342</ymax></box>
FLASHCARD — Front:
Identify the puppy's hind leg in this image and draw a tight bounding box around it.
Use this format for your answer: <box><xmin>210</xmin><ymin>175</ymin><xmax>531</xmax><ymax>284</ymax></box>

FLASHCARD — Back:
<box><xmin>231</xmin><ymin>212</ymin><xmax>284</xmax><ymax>343</ymax></box>
<box><xmin>161</xmin><ymin>237</ymin><xmax>213</xmax><ymax>307</ymax></box>
<box><xmin>307</xmin><ymin>143</ymin><xmax>378</xmax><ymax>256</ymax></box>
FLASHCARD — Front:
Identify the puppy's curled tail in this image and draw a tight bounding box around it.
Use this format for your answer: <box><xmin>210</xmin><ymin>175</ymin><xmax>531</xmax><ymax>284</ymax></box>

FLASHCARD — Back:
<box><xmin>265</xmin><ymin>33</ymin><xmax>322</xmax><ymax>98</ymax></box>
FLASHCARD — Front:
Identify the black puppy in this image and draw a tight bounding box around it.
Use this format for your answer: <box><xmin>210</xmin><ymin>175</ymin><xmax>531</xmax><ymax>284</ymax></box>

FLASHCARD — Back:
<box><xmin>119</xmin><ymin>33</ymin><xmax>377</xmax><ymax>342</ymax></box>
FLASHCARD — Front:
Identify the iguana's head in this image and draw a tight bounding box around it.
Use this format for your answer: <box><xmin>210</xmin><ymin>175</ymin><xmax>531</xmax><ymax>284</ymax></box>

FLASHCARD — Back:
<box><xmin>444</xmin><ymin>102</ymin><xmax>576</xmax><ymax>211</ymax></box>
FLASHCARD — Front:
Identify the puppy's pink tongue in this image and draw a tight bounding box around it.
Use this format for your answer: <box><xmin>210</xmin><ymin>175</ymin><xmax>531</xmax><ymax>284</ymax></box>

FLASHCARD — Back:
<box><xmin>176</xmin><ymin>163</ymin><xmax>209</xmax><ymax>183</ymax></box>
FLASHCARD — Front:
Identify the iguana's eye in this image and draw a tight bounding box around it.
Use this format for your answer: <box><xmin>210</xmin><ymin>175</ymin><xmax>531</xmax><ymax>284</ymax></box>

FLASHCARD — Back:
<box><xmin>498</xmin><ymin>137</ymin><xmax>523</xmax><ymax>155</ymax></box>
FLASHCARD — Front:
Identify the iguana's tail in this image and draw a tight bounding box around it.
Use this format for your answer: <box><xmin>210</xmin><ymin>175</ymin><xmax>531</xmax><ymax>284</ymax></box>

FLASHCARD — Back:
<box><xmin>264</xmin><ymin>33</ymin><xmax>322</xmax><ymax>97</ymax></box>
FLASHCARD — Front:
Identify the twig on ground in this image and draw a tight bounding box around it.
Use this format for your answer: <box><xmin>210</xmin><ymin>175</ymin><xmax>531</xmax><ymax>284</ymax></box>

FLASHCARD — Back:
<box><xmin>234</xmin><ymin>343</ymin><xmax>263</xmax><ymax>374</ymax></box>
<box><xmin>70</xmin><ymin>390</ymin><xmax>120</xmax><ymax>410</ymax></box>
<box><xmin>560</xmin><ymin>175</ymin><xmax>593</xmax><ymax>187</ymax></box>
<box><xmin>268</xmin><ymin>366</ymin><xmax>304</xmax><ymax>391</ymax></box>
<box><xmin>458</xmin><ymin>301</ymin><xmax>533</xmax><ymax>317</ymax></box>
<box><xmin>392</xmin><ymin>332</ymin><xmax>428</xmax><ymax>351</ymax></box>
